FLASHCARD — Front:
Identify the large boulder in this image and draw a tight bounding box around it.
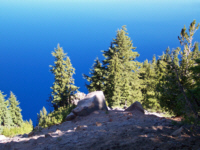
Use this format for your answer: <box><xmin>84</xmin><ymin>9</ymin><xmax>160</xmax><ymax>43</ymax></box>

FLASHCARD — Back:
<box><xmin>66</xmin><ymin>91</ymin><xmax>108</xmax><ymax>120</ymax></box>
<box><xmin>73</xmin><ymin>91</ymin><xmax>108</xmax><ymax>116</ymax></box>
<box><xmin>125</xmin><ymin>101</ymin><xmax>144</xmax><ymax>114</ymax></box>
<box><xmin>71</xmin><ymin>92</ymin><xmax>86</xmax><ymax>105</ymax></box>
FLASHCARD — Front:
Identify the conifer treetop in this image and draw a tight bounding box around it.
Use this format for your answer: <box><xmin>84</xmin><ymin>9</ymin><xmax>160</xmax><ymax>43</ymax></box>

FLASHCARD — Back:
<box><xmin>50</xmin><ymin>44</ymin><xmax>79</xmax><ymax>108</ymax></box>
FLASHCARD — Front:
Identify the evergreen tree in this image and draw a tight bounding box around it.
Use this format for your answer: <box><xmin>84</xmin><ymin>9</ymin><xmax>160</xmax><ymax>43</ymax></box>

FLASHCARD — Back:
<box><xmin>50</xmin><ymin>44</ymin><xmax>79</xmax><ymax>109</ymax></box>
<box><xmin>106</xmin><ymin>52</ymin><xmax>123</xmax><ymax>106</ymax></box>
<box><xmin>157</xmin><ymin>48</ymin><xmax>184</xmax><ymax>115</ymax></box>
<box><xmin>29</xmin><ymin>119</ymin><xmax>33</xmax><ymax>128</ymax></box>
<box><xmin>102</xmin><ymin>25</ymin><xmax>141</xmax><ymax>107</ymax></box>
<box><xmin>37</xmin><ymin>106</ymin><xmax>47</xmax><ymax>127</ymax></box>
<box><xmin>178</xmin><ymin>20</ymin><xmax>200</xmax><ymax>116</ymax></box>
<box><xmin>8</xmin><ymin>91</ymin><xmax>23</xmax><ymax>127</ymax></box>
<box><xmin>83</xmin><ymin>57</ymin><xmax>105</xmax><ymax>92</ymax></box>
<box><xmin>0</xmin><ymin>91</ymin><xmax>12</xmax><ymax>127</ymax></box>
<box><xmin>179</xmin><ymin>20</ymin><xmax>200</xmax><ymax>89</ymax></box>
<box><xmin>157</xmin><ymin>20</ymin><xmax>200</xmax><ymax>117</ymax></box>
<box><xmin>192</xmin><ymin>42</ymin><xmax>200</xmax><ymax>59</ymax></box>
<box><xmin>140</xmin><ymin>57</ymin><xmax>160</xmax><ymax>111</ymax></box>
<box><xmin>189</xmin><ymin>58</ymin><xmax>200</xmax><ymax>103</ymax></box>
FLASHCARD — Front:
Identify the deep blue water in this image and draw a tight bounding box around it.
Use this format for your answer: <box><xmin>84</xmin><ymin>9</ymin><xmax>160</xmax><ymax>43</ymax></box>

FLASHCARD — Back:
<box><xmin>0</xmin><ymin>0</ymin><xmax>200</xmax><ymax>126</ymax></box>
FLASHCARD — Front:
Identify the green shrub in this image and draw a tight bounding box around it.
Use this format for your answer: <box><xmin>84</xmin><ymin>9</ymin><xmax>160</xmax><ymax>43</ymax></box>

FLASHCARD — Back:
<box><xmin>2</xmin><ymin>121</ymin><xmax>33</xmax><ymax>137</ymax></box>
<box><xmin>38</xmin><ymin>104</ymin><xmax>75</xmax><ymax>128</ymax></box>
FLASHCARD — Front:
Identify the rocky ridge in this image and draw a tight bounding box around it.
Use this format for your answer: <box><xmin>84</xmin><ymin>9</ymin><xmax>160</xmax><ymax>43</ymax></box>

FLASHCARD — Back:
<box><xmin>0</xmin><ymin>109</ymin><xmax>199</xmax><ymax>150</ymax></box>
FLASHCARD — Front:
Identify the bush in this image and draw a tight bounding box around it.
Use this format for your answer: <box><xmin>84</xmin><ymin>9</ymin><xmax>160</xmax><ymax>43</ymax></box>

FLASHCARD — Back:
<box><xmin>2</xmin><ymin>121</ymin><xmax>33</xmax><ymax>137</ymax></box>
<box><xmin>38</xmin><ymin>104</ymin><xmax>75</xmax><ymax>128</ymax></box>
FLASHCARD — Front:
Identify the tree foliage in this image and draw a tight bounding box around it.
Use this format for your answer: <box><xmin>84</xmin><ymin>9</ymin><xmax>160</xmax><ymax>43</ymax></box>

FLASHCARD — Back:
<box><xmin>84</xmin><ymin>26</ymin><xmax>142</xmax><ymax>107</ymax></box>
<box><xmin>0</xmin><ymin>91</ymin><xmax>33</xmax><ymax>137</ymax></box>
<box><xmin>139</xmin><ymin>56</ymin><xmax>161</xmax><ymax>111</ymax></box>
<box><xmin>50</xmin><ymin>44</ymin><xmax>79</xmax><ymax>109</ymax></box>
<box><xmin>37</xmin><ymin>105</ymin><xmax>75</xmax><ymax>128</ymax></box>
<box><xmin>2</xmin><ymin>121</ymin><xmax>33</xmax><ymax>137</ymax></box>
<box><xmin>83</xmin><ymin>21</ymin><xmax>199</xmax><ymax>124</ymax></box>
<box><xmin>0</xmin><ymin>91</ymin><xmax>12</xmax><ymax>127</ymax></box>
<box><xmin>157</xmin><ymin>20</ymin><xmax>200</xmax><ymax>121</ymax></box>
<box><xmin>103</xmin><ymin>26</ymin><xmax>142</xmax><ymax>107</ymax></box>
<box><xmin>8</xmin><ymin>91</ymin><xmax>23</xmax><ymax>127</ymax></box>
<box><xmin>83</xmin><ymin>57</ymin><xmax>105</xmax><ymax>92</ymax></box>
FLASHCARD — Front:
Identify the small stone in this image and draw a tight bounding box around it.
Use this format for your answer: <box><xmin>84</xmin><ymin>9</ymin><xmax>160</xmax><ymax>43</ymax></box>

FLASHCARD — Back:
<box><xmin>93</xmin><ymin>111</ymin><xmax>100</xmax><ymax>114</ymax></box>
<box><xmin>96</xmin><ymin>122</ymin><xmax>102</xmax><ymax>127</ymax></box>
<box><xmin>171</xmin><ymin>127</ymin><xmax>183</xmax><ymax>137</ymax></box>
<box><xmin>28</xmin><ymin>132</ymin><xmax>34</xmax><ymax>137</ymax></box>
<box><xmin>22</xmin><ymin>134</ymin><xmax>28</xmax><ymax>138</ymax></box>
<box><xmin>75</xmin><ymin>125</ymin><xmax>88</xmax><ymax>131</ymax></box>
<box><xmin>66</xmin><ymin>112</ymin><xmax>76</xmax><ymax>121</ymax></box>
<box><xmin>45</xmin><ymin>133</ymin><xmax>52</xmax><ymax>138</ymax></box>
<box><xmin>56</xmin><ymin>129</ymin><xmax>61</xmax><ymax>133</ymax></box>
<box><xmin>109</xmin><ymin>118</ymin><xmax>113</xmax><ymax>122</ymax></box>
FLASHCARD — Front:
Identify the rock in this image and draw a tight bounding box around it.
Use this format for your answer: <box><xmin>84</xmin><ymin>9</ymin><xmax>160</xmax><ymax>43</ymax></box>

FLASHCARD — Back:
<box><xmin>75</xmin><ymin>125</ymin><xmax>87</xmax><ymax>131</ymax></box>
<box><xmin>93</xmin><ymin>111</ymin><xmax>100</xmax><ymax>114</ymax></box>
<box><xmin>45</xmin><ymin>133</ymin><xmax>52</xmax><ymax>138</ymax></box>
<box><xmin>123</xmin><ymin>106</ymin><xmax>128</xmax><ymax>109</ymax></box>
<box><xmin>0</xmin><ymin>135</ymin><xmax>8</xmax><ymax>141</ymax></box>
<box><xmin>28</xmin><ymin>131</ymin><xmax>35</xmax><ymax>137</ymax></box>
<box><xmin>125</xmin><ymin>101</ymin><xmax>144</xmax><ymax>114</ymax></box>
<box><xmin>22</xmin><ymin>134</ymin><xmax>28</xmax><ymax>138</ymax></box>
<box><xmin>66</xmin><ymin>112</ymin><xmax>77</xmax><ymax>121</ymax></box>
<box><xmin>75</xmin><ymin>92</ymin><xmax>86</xmax><ymax>100</ymax></box>
<box><xmin>55</xmin><ymin>129</ymin><xmax>62</xmax><ymax>134</ymax></box>
<box><xmin>171</xmin><ymin>127</ymin><xmax>184</xmax><ymax>136</ymax></box>
<box><xmin>113</xmin><ymin>107</ymin><xmax>124</xmax><ymax>111</ymax></box>
<box><xmin>71</xmin><ymin>92</ymin><xmax>86</xmax><ymax>105</ymax></box>
<box><xmin>144</xmin><ymin>110</ymin><xmax>149</xmax><ymax>114</ymax></box>
<box><xmin>12</xmin><ymin>136</ymin><xmax>20</xmax><ymax>142</ymax></box>
<box><xmin>72</xmin><ymin>91</ymin><xmax>108</xmax><ymax>116</ymax></box>
<box><xmin>107</xmin><ymin>107</ymin><xmax>112</xmax><ymax>110</ymax></box>
<box><xmin>96</xmin><ymin>122</ymin><xmax>102</xmax><ymax>127</ymax></box>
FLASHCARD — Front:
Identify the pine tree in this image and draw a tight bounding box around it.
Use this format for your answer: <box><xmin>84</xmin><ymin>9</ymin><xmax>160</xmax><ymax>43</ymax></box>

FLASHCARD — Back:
<box><xmin>29</xmin><ymin>119</ymin><xmax>33</xmax><ymax>128</ymax></box>
<box><xmin>8</xmin><ymin>91</ymin><xmax>23</xmax><ymax>127</ymax></box>
<box><xmin>192</xmin><ymin>42</ymin><xmax>200</xmax><ymax>59</ymax></box>
<box><xmin>102</xmin><ymin>25</ymin><xmax>141</xmax><ymax>107</ymax></box>
<box><xmin>157</xmin><ymin>48</ymin><xmax>183</xmax><ymax>115</ymax></box>
<box><xmin>0</xmin><ymin>91</ymin><xmax>12</xmax><ymax>127</ymax></box>
<box><xmin>140</xmin><ymin>58</ymin><xmax>158</xmax><ymax>111</ymax></box>
<box><xmin>179</xmin><ymin>20</ymin><xmax>200</xmax><ymax>89</ymax></box>
<box><xmin>83</xmin><ymin>57</ymin><xmax>105</xmax><ymax>92</ymax></box>
<box><xmin>156</xmin><ymin>20</ymin><xmax>200</xmax><ymax>117</ymax></box>
<box><xmin>38</xmin><ymin>106</ymin><xmax>47</xmax><ymax>127</ymax></box>
<box><xmin>50</xmin><ymin>44</ymin><xmax>79</xmax><ymax>109</ymax></box>
<box><xmin>178</xmin><ymin>20</ymin><xmax>200</xmax><ymax>116</ymax></box>
<box><xmin>139</xmin><ymin>55</ymin><xmax>162</xmax><ymax>111</ymax></box>
<box><xmin>106</xmin><ymin>52</ymin><xmax>123</xmax><ymax>106</ymax></box>
<box><xmin>189</xmin><ymin>58</ymin><xmax>200</xmax><ymax>100</ymax></box>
